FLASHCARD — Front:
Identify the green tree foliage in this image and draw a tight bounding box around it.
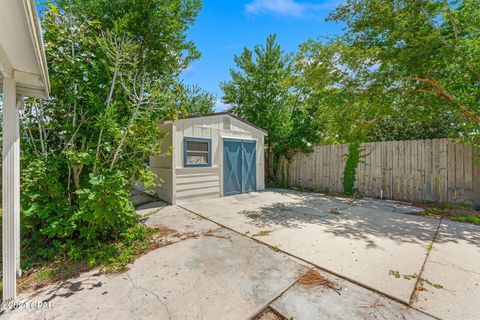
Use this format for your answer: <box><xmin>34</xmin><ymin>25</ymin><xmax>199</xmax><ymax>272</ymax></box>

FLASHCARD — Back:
<box><xmin>20</xmin><ymin>0</ymin><xmax>200</xmax><ymax>261</ymax></box>
<box><xmin>66</xmin><ymin>0</ymin><xmax>201</xmax><ymax>77</ymax></box>
<box><xmin>366</xmin><ymin>105</ymin><xmax>465</xmax><ymax>142</ymax></box>
<box><xmin>294</xmin><ymin>0</ymin><xmax>479</xmax><ymax>144</ymax></box>
<box><xmin>293</xmin><ymin>0</ymin><xmax>480</xmax><ymax>194</ymax></box>
<box><xmin>326</xmin><ymin>0</ymin><xmax>480</xmax><ymax>143</ymax></box>
<box><xmin>221</xmin><ymin>34</ymin><xmax>323</xmax><ymax>181</ymax></box>
<box><xmin>295</xmin><ymin>39</ymin><xmax>381</xmax><ymax>144</ymax></box>
<box><xmin>178</xmin><ymin>84</ymin><xmax>216</xmax><ymax>116</ymax></box>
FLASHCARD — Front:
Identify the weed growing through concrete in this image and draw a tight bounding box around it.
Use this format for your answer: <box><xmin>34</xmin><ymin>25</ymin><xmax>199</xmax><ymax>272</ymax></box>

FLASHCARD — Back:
<box><xmin>253</xmin><ymin>230</ymin><xmax>272</xmax><ymax>237</ymax></box>
<box><xmin>388</xmin><ymin>270</ymin><xmax>444</xmax><ymax>290</ymax></box>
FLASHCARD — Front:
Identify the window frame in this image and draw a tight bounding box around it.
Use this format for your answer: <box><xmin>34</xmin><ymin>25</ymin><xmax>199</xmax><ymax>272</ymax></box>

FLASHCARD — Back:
<box><xmin>183</xmin><ymin>137</ymin><xmax>212</xmax><ymax>167</ymax></box>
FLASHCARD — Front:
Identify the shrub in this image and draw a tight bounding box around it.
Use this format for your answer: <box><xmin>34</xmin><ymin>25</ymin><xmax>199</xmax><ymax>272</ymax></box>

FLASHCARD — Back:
<box><xmin>21</xmin><ymin>155</ymin><xmax>76</xmax><ymax>241</ymax></box>
<box><xmin>74</xmin><ymin>170</ymin><xmax>137</xmax><ymax>241</ymax></box>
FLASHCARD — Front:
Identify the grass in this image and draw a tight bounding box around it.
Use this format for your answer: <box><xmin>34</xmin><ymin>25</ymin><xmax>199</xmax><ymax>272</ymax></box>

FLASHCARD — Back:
<box><xmin>414</xmin><ymin>201</ymin><xmax>480</xmax><ymax>225</ymax></box>
<box><xmin>452</xmin><ymin>214</ymin><xmax>480</xmax><ymax>225</ymax></box>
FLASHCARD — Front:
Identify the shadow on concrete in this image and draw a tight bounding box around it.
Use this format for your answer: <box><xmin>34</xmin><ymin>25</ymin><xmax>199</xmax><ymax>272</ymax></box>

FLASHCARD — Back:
<box><xmin>239</xmin><ymin>190</ymin><xmax>480</xmax><ymax>246</ymax></box>
<box><xmin>39</xmin><ymin>271</ymin><xmax>104</xmax><ymax>303</ymax></box>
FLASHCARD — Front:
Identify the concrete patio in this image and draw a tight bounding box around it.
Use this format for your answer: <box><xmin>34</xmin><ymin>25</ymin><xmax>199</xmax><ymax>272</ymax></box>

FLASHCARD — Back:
<box><xmin>179</xmin><ymin>189</ymin><xmax>480</xmax><ymax>320</ymax></box>
<box><xmin>1</xmin><ymin>200</ymin><xmax>436</xmax><ymax>320</ymax></box>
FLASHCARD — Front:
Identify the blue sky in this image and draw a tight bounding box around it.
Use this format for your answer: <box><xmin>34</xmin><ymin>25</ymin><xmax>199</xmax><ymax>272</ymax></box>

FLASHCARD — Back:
<box><xmin>181</xmin><ymin>0</ymin><xmax>345</xmax><ymax>111</ymax></box>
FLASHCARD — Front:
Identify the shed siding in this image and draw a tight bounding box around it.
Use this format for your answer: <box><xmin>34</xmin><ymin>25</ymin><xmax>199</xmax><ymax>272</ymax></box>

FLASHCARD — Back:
<box><xmin>149</xmin><ymin>123</ymin><xmax>174</xmax><ymax>203</ymax></box>
<box><xmin>150</xmin><ymin>115</ymin><xmax>266</xmax><ymax>204</ymax></box>
<box><xmin>175</xmin><ymin>167</ymin><xmax>221</xmax><ymax>202</ymax></box>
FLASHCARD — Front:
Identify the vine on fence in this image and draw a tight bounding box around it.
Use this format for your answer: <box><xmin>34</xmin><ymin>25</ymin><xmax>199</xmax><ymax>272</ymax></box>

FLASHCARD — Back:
<box><xmin>343</xmin><ymin>141</ymin><xmax>361</xmax><ymax>195</ymax></box>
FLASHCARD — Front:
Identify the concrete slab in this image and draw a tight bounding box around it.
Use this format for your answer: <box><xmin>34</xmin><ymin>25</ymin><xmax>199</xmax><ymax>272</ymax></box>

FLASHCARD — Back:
<box><xmin>0</xmin><ymin>200</ymin><xmax>450</xmax><ymax>320</ymax></box>
<box><xmin>143</xmin><ymin>204</ymin><xmax>219</xmax><ymax>235</ymax></box>
<box><xmin>180</xmin><ymin>189</ymin><xmax>440</xmax><ymax>303</ymax></box>
<box><xmin>2</xmin><ymin>218</ymin><xmax>308</xmax><ymax>319</ymax></box>
<box><xmin>413</xmin><ymin>220</ymin><xmax>480</xmax><ymax>320</ymax></box>
<box><xmin>136</xmin><ymin>200</ymin><xmax>168</xmax><ymax>217</ymax></box>
<box><xmin>272</xmin><ymin>268</ymin><xmax>434</xmax><ymax>320</ymax></box>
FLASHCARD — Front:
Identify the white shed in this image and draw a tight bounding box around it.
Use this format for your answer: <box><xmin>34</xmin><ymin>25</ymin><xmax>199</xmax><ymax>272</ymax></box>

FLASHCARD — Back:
<box><xmin>150</xmin><ymin>112</ymin><xmax>267</xmax><ymax>204</ymax></box>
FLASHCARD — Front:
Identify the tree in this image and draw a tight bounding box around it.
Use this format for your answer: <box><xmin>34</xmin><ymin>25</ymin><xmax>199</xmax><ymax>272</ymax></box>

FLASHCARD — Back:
<box><xmin>20</xmin><ymin>0</ymin><xmax>201</xmax><ymax>253</ymax></box>
<box><xmin>294</xmin><ymin>0</ymin><xmax>480</xmax><ymax>194</ymax></box>
<box><xmin>221</xmin><ymin>34</ymin><xmax>323</xmax><ymax>182</ymax></box>
<box><xmin>326</xmin><ymin>0</ymin><xmax>480</xmax><ymax>143</ymax></box>
<box><xmin>179</xmin><ymin>85</ymin><xmax>216</xmax><ymax>116</ymax></box>
<box><xmin>366</xmin><ymin>104</ymin><xmax>465</xmax><ymax>142</ymax></box>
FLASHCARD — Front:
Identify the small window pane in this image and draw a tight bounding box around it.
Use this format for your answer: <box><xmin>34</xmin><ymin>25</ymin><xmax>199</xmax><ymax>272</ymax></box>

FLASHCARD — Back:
<box><xmin>187</xmin><ymin>152</ymin><xmax>208</xmax><ymax>164</ymax></box>
<box><xmin>185</xmin><ymin>139</ymin><xmax>210</xmax><ymax>166</ymax></box>
<box><xmin>187</xmin><ymin>141</ymin><xmax>208</xmax><ymax>152</ymax></box>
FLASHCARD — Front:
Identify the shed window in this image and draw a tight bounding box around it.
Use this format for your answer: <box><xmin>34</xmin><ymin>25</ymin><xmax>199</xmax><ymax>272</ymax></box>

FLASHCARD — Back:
<box><xmin>184</xmin><ymin>137</ymin><xmax>211</xmax><ymax>167</ymax></box>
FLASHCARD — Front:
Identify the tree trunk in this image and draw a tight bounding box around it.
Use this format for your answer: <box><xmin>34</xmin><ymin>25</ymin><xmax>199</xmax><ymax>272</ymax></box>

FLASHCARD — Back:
<box><xmin>72</xmin><ymin>164</ymin><xmax>83</xmax><ymax>190</ymax></box>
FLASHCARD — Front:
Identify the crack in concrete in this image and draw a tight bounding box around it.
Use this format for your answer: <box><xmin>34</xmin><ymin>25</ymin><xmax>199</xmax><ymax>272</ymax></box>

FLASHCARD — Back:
<box><xmin>138</xmin><ymin>206</ymin><xmax>167</xmax><ymax>220</ymax></box>
<box><xmin>125</xmin><ymin>272</ymin><xmax>172</xmax><ymax>320</ymax></box>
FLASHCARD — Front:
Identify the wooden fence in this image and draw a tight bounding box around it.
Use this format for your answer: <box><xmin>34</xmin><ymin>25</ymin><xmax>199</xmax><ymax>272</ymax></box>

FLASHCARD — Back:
<box><xmin>288</xmin><ymin>139</ymin><xmax>480</xmax><ymax>204</ymax></box>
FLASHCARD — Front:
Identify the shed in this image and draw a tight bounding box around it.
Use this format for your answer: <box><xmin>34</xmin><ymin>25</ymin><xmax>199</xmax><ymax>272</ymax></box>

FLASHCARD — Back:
<box><xmin>150</xmin><ymin>112</ymin><xmax>267</xmax><ymax>204</ymax></box>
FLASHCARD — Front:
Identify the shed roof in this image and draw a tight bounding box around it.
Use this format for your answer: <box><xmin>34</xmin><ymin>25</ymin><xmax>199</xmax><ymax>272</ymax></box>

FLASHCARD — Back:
<box><xmin>180</xmin><ymin>112</ymin><xmax>268</xmax><ymax>135</ymax></box>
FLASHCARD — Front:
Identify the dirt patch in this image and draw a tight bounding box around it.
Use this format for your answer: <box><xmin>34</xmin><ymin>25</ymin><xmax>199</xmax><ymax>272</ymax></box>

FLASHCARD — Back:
<box><xmin>17</xmin><ymin>261</ymin><xmax>90</xmax><ymax>294</ymax></box>
<box><xmin>254</xmin><ymin>307</ymin><xmax>285</xmax><ymax>320</ymax></box>
<box><xmin>297</xmin><ymin>268</ymin><xmax>342</xmax><ymax>294</ymax></box>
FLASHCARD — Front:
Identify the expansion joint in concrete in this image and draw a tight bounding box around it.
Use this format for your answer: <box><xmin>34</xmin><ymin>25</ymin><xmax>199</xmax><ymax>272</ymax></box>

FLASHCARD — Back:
<box><xmin>408</xmin><ymin>218</ymin><xmax>444</xmax><ymax>307</ymax></box>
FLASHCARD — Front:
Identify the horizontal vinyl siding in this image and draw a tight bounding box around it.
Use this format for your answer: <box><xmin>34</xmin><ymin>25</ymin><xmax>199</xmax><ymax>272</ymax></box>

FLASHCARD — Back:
<box><xmin>175</xmin><ymin>169</ymin><xmax>221</xmax><ymax>203</ymax></box>
<box><xmin>176</xmin><ymin>180</ymin><xmax>220</xmax><ymax>191</ymax></box>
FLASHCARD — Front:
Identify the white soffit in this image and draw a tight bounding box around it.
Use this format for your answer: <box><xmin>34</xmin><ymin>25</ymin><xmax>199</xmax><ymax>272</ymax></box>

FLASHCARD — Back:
<box><xmin>0</xmin><ymin>0</ymin><xmax>49</xmax><ymax>98</ymax></box>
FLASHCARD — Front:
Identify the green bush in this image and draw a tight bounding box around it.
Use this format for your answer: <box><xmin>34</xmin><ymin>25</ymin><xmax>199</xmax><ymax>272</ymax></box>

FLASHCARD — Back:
<box><xmin>74</xmin><ymin>170</ymin><xmax>137</xmax><ymax>241</ymax></box>
<box><xmin>20</xmin><ymin>156</ymin><xmax>139</xmax><ymax>269</ymax></box>
<box><xmin>21</xmin><ymin>155</ymin><xmax>76</xmax><ymax>241</ymax></box>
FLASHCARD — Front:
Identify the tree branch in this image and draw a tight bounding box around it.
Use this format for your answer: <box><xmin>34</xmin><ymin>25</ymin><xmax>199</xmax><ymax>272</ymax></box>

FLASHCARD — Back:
<box><xmin>402</xmin><ymin>77</ymin><xmax>480</xmax><ymax>123</ymax></box>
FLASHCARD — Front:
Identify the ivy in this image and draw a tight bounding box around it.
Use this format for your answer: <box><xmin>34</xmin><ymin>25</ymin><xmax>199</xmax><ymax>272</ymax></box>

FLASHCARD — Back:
<box><xmin>343</xmin><ymin>141</ymin><xmax>361</xmax><ymax>196</ymax></box>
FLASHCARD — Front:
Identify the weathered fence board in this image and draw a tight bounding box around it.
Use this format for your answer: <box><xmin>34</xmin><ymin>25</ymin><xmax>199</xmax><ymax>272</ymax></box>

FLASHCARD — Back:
<box><xmin>287</xmin><ymin>139</ymin><xmax>480</xmax><ymax>204</ymax></box>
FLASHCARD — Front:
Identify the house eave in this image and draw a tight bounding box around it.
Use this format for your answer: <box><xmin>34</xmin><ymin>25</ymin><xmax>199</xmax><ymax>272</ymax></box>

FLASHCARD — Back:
<box><xmin>22</xmin><ymin>0</ymin><xmax>50</xmax><ymax>98</ymax></box>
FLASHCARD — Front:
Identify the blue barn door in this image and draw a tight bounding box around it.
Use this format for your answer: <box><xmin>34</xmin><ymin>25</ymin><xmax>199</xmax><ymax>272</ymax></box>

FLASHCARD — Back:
<box><xmin>223</xmin><ymin>139</ymin><xmax>243</xmax><ymax>195</ymax></box>
<box><xmin>223</xmin><ymin>139</ymin><xmax>256</xmax><ymax>196</ymax></box>
<box><xmin>242</xmin><ymin>140</ymin><xmax>256</xmax><ymax>193</ymax></box>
